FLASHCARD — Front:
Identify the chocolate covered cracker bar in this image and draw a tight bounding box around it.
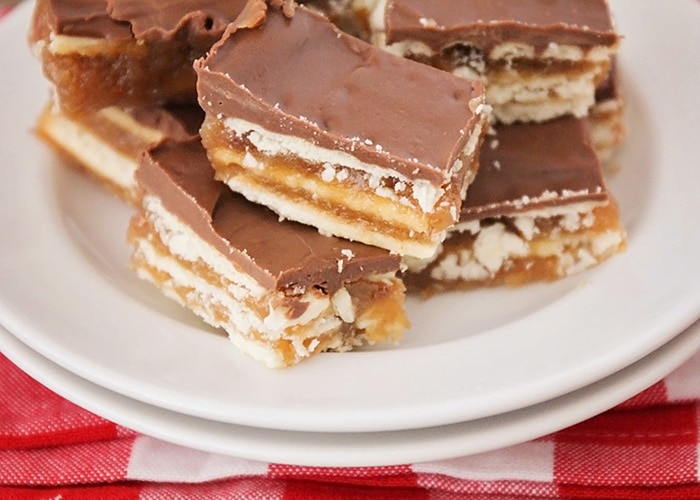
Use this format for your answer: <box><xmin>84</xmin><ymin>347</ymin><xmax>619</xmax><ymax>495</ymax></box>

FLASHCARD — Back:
<box><xmin>128</xmin><ymin>139</ymin><xmax>409</xmax><ymax>368</ymax></box>
<box><xmin>36</xmin><ymin>102</ymin><xmax>203</xmax><ymax>202</ymax></box>
<box><xmin>195</xmin><ymin>4</ymin><xmax>489</xmax><ymax>259</ymax></box>
<box><xmin>29</xmin><ymin>0</ymin><xmax>250</xmax><ymax>114</ymax></box>
<box><xmin>370</xmin><ymin>0</ymin><xmax>621</xmax><ymax>124</ymax></box>
<box><xmin>405</xmin><ymin>117</ymin><xmax>626</xmax><ymax>294</ymax></box>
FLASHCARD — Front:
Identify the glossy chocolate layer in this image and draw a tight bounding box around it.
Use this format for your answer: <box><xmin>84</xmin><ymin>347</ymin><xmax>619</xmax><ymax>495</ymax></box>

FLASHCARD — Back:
<box><xmin>195</xmin><ymin>5</ymin><xmax>485</xmax><ymax>186</ymax></box>
<box><xmin>461</xmin><ymin>118</ymin><xmax>608</xmax><ymax>221</ymax></box>
<box><xmin>137</xmin><ymin>139</ymin><xmax>401</xmax><ymax>293</ymax></box>
<box><xmin>384</xmin><ymin>0</ymin><xmax>619</xmax><ymax>53</ymax></box>
<box><xmin>126</xmin><ymin>104</ymin><xmax>204</xmax><ymax>140</ymax></box>
<box><xmin>107</xmin><ymin>0</ymin><xmax>250</xmax><ymax>41</ymax></box>
<box><xmin>35</xmin><ymin>0</ymin><xmax>249</xmax><ymax>41</ymax></box>
<box><xmin>34</xmin><ymin>0</ymin><xmax>132</xmax><ymax>39</ymax></box>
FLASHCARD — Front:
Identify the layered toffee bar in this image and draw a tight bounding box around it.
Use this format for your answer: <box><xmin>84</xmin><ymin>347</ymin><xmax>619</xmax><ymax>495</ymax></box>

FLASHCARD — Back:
<box><xmin>195</xmin><ymin>4</ymin><xmax>489</xmax><ymax>259</ymax></box>
<box><xmin>29</xmin><ymin>0</ymin><xmax>250</xmax><ymax>114</ymax></box>
<box><xmin>128</xmin><ymin>138</ymin><xmax>409</xmax><ymax>368</ymax></box>
<box><xmin>36</xmin><ymin>102</ymin><xmax>202</xmax><ymax>202</ymax></box>
<box><xmin>195</xmin><ymin>3</ymin><xmax>488</xmax><ymax>257</ymax></box>
<box><xmin>369</xmin><ymin>0</ymin><xmax>621</xmax><ymax>124</ymax></box>
<box><xmin>404</xmin><ymin>117</ymin><xmax>626</xmax><ymax>295</ymax></box>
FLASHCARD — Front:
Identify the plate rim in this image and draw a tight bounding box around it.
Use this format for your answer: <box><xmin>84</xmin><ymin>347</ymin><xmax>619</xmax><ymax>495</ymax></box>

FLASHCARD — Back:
<box><xmin>3</xmin><ymin>319</ymin><xmax>700</xmax><ymax>466</ymax></box>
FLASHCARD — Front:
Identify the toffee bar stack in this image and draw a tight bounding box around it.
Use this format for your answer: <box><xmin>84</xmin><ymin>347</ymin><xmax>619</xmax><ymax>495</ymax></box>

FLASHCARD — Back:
<box><xmin>29</xmin><ymin>0</ymin><xmax>244</xmax><ymax>201</ymax></box>
<box><xmin>194</xmin><ymin>5</ymin><xmax>489</xmax><ymax>259</ymax></box>
<box><xmin>29</xmin><ymin>0</ymin><xmax>251</xmax><ymax>113</ymax></box>
<box><xmin>369</xmin><ymin>0</ymin><xmax>621</xmax><ymax>125</ymax></box>
<box><xmin>362</xmin><ymin>0</ymin><xmax>627</xmax><ymax>292</ymax></box>
<box><xmin>404</xmin><ymin>119</ymin><xmax>626</xmax><ymax>294</ymax></box>
<box><xmin>29</xmin><ymin>0</ymin><xmax>627</xmax><ymax>367</ymax></box>
<box><xmin>130</xmin><ymin>138</ymin><xmax>408</xmax><ymax>368</ymax></box>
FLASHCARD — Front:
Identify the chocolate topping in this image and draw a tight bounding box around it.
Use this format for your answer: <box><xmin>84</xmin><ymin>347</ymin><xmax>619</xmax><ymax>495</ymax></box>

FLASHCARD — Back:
<box><xmin>36</xmin><ymin>0</ymin><xmax>249</xmax><ymax>41</ymax></box>
<box><xmin>137</xmin><ymin>139</ymin><xmax>401</xmax><ymax>293</ymax></box>
<box><xmin>461</xmin><ymin>118</ymin><xmax>608</xmax><ymax>221</ymax></box>
<box><xmin>126</xmin><ymin>104</ymin><xmax>204</xmax><ymax>140</ymax></box>
<box><xmin>106</xmin><ymin>0</ymin><xmax>250</xmax><ymax>41</ymax></box>
<box><xmin>195</xmin><ymin>5</ymin><xmax>485</xmax><ymax>186</ymax></box>
<box><xmin>37</xmin><ymin>0</ymin><xmax>132</xmax><ymax>39</ymax></box>
<box><xmin>384</xmin><ymin>0</ymin><xmax>620</xmax><ymax>53</ymax></box>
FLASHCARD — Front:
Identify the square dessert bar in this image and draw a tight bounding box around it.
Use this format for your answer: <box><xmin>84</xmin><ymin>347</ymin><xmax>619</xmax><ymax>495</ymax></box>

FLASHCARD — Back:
<box><xmin>195</xmin><ymin>4</ymin><xmax>489</xmax><ymax>259</ymax></box>
<box><xmin>404</xmin><ymin>117</ymin><xmax>626</xmax><ymax>294</ymax></box>
<box><xmin>128</xmin><ymin>138</ymin><xmax>409</xmax><ymax>368</ymax></box>
<box><xmin>29</xmin><ymin>0</ymin><xmax>250</xmax><ymax>114</ymax></box>
<box><xmin>36</xmin><ymin>102</ymin><xmax>203</xmax><ymax>203</ymax></box>
<box><xmin>369</xmin><ymin>0</ymin><xmax>621</xmax><ymax>124</ymax></box>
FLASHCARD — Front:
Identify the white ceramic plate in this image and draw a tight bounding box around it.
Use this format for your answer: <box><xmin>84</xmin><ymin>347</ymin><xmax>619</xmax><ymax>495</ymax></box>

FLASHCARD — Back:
<box><xmin>1</xmin><ymin>1</ymin><xmax>699</xmax><ymax>434</ymax></box>
<box><xmin>3</xmin><ymin>319</ymin><xmax>700</xmax><ymax>467</ymax></box>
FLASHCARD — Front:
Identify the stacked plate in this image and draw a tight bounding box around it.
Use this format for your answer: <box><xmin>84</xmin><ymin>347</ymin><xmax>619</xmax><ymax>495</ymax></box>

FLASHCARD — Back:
<box><xmin>1</xmin><ymin>0</ymin><xmax>699</xmax><ymax>467</ymax></box>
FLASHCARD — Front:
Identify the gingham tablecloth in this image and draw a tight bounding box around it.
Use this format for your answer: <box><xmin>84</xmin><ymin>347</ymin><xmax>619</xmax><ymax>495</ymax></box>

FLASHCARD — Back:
<box><xmin>5</xmin><ymin>2</ymin><xmax>700</xmax><ymax>498</ymax></box>
<box><xmin>4</xmin><ymin>347</ymin><xmax>700</xmax><ymax>499</ymax></box>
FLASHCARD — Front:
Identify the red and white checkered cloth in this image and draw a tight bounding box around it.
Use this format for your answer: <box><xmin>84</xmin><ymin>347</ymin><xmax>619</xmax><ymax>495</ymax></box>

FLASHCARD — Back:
<box><xmin>4</xmin><ymin>347</ymin><xmax>700</xmax><ymax>499</ymax></box>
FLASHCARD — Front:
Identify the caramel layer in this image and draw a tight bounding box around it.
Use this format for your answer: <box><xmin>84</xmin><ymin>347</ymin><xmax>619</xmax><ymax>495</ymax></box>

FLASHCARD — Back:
<box><xmin>406</xmin><ymin>202</ymin><xmax>625</xmax><ymax>295</ymax></box>
<box><xmin>200</xmin><ymin>116</ymin><xmax>471</xmax><ymax>258</ymax></box>
<box><xmin>29</xmin><ymin>0</ymin><xmax>251</xmax><ymax>112</ymax></box>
